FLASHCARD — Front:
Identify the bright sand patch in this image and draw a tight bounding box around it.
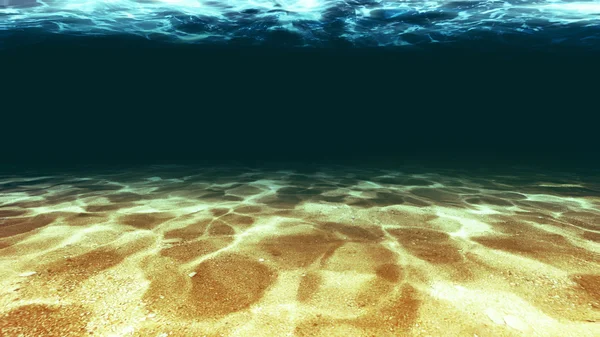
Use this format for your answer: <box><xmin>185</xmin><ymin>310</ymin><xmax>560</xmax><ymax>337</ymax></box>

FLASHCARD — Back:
<box><xmin>0</xmin><ymin>166</ymin><xmax>599</xmax><ymax>336</ymax></box>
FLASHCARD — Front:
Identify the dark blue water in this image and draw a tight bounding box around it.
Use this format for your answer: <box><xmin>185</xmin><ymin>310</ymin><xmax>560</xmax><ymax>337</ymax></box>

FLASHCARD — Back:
<box><xmin>1</xmin><ymin>1</ymin><xmax>599</xmax><ymax>169</ymax></box>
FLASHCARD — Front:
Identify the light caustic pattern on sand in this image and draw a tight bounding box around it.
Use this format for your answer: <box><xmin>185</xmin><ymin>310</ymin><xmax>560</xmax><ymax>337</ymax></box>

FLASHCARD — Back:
<box><xmin>1</xmin><ymin>1</ymin><xmax>600</xmax><ymax>47</ymax></box>
<box><xmin>0</xmin><ymin>165</ymin><xmax>599</xmax><ymax>337</ymax></box>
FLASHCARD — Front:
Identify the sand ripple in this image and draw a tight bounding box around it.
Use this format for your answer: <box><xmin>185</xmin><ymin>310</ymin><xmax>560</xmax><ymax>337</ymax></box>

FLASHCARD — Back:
<box><xmin>0</xmin><ymin>165</ymin><xmax>599</xmax><ymax>336</ymax></box>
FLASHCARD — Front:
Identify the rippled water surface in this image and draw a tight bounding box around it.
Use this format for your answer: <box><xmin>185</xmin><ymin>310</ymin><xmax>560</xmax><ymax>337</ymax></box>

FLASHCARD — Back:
<box><xmin>1</xmin><ymin>0</ymin><xmax>600</xmax><ymax>48</ymax></box>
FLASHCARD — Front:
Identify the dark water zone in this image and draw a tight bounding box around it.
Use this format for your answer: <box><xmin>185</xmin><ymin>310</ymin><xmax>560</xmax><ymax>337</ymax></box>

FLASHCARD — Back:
<box><xmin>1</xmin><ymin>0</ymin><xmax>599</xmax><ymax>169</ymax></box>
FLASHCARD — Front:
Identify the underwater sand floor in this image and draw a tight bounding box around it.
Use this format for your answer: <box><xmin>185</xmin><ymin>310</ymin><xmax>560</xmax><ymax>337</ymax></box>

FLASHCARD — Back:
<box><xmin>0</xmin><ymin>165</ymin><xmax>599</xmax><ymax>337</ymax></box>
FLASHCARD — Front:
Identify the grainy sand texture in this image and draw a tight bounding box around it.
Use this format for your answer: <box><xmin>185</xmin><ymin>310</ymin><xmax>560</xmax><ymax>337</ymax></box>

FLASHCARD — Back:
<box><xmin>0</xmin><ymin>165</ymin><xmax>598</xmax><ymax>337</ymax></box>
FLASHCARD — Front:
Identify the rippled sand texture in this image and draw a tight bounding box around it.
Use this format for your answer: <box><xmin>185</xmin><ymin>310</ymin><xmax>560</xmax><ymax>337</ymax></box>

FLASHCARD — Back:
<box><xmin>0</xmin><ymin>165</ymin><xmax>599</xmax><ymax>337</ymax></box>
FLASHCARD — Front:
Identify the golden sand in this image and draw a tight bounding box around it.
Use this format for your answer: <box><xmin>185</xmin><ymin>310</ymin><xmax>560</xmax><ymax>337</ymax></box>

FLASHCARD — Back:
<box><xmin>0</xmin><ymin>166</ymin><xmax>598</xmax><ymax>336</ymax></box>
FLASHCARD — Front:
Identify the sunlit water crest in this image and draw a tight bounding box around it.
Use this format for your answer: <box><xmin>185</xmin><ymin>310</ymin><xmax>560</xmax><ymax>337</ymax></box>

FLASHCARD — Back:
<box><xmin>1</xmin><ymin>0</ymin><xmax>600</xmax><ymax>47</ymax></box>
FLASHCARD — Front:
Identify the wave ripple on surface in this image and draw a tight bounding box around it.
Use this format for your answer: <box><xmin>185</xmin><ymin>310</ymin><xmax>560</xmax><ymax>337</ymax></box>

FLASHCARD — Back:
<box><xmin>1</xmin><ymin>0</ymin><xmax>600</xmax><ymax>48</ymax></box>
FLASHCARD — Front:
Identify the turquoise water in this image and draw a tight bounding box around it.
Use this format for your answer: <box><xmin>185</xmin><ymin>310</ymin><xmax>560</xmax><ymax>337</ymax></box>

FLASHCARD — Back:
<box><xmin>1</xmin><ymin>0</ymin><xmax>600</xmax><ymax>48</ymax></box>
